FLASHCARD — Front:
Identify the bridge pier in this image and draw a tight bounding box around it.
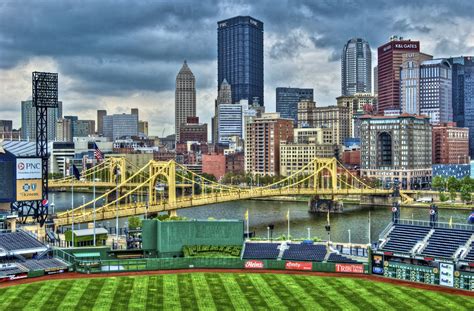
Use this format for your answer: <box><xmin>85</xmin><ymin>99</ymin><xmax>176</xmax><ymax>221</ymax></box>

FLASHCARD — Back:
<box><xmin>168</xmin><ymin>210</ymin><xmax>177</xmax><ymax>217</ymax></box>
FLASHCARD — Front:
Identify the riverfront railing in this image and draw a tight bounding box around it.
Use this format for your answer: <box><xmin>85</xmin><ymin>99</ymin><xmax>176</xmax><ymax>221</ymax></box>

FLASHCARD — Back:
<box><xmin>397</xmin><ymin>219</ymin><xmax>474</xmax><ymax>231</ymax></box>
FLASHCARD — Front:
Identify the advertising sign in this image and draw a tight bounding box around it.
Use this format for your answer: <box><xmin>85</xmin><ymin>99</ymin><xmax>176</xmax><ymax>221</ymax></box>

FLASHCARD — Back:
<box><xmin>244</xmin><ymin>260</ymin><xmax>264</xmax><ymax>269</ymax></box>
<box><xmin>439</xmin><ymin>263</ymin><xmax>454</xmax><ymax>287</ymax></box>
<box><xmin>16</xmin><ymin>179</ymin><xmax>42</xmax><ymax>201</ymax></box>
<box><xmin>335</xmin><ymin>264</ymin><xmax>365</xmax><ymax>274</ymax></box>
<box><xmin>45</xmin><ymin>268</ymin><xmax>67</xmax><ymax>275</ymax></box>
<box><xmin>16</xmin><ymin>158</ymin><xmax>42</xmax><ymax>180</ymax></box>
<box><xmin>285</xmin><ymin>261</ymin><xmax>313</xmax><ymax>271</ymax></box>
<box><xmin>0</xmin><ymin>273</ymin><xmax>28</xmax><ymax>283</ymax></box>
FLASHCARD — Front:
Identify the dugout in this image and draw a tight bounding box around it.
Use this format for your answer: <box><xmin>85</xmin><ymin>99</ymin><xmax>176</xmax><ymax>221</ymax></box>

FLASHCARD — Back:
<box><xmin>142</xmin><ymin>219</ymin><xmax>244</xmax><ymax>258</ymax></box>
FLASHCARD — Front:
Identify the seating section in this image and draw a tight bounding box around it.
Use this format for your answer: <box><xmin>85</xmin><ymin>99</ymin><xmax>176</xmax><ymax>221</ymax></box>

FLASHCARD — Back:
<box><xmin>20</xmin><ymin>258</ymin><xmax>68</xmax><ymax>271</ymax></box>
<box><xmin>464</xmin><ymin>246</ymin><xmax>474</xmax><ymax>261</ymax></box>
<box><xmin>0</xmin><ymin>266</ymin><xmax>27</xmax><ymax>277</ymax></box>
<box><xmin>242</xmin><ymin>243</ymin><xmax>280</xmax><ymax>259</ymax></box>
<box><xmin>0</xmin><ymin>231</ymin><xmax>45</xmax><ymax>252</ymax></box>
<box><xmin>282</xmin><ymin>244</ymin><xmax>327</xmax><ymax>262</ymax></box>
<box><xmin>422</xmin><ymin>228</ymin><xmax>473</xmax><ymax>258</ymax></box>
<box><xmin>327</xmin><ymin>253</ymin><xmax>358</xmax><ymax>264</ymax></box>
<box><xmin>381</xmin><ymin>225</ymin><xmax>431</xmax><ymax>253</ymax></box>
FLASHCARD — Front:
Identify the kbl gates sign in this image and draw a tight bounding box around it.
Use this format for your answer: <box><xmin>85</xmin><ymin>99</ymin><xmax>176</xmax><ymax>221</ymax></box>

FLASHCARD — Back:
<box><xmin>16</xmin><ymin>158</ymin><xmax>42</xmax><ymax>201</ymax></box>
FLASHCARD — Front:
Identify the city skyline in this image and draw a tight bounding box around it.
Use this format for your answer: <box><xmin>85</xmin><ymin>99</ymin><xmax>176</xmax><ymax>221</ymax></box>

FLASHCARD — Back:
<box><xmin>1</xmin><ymin>1</ymin><xmax>474</xmax><ymax>135</ymax></box>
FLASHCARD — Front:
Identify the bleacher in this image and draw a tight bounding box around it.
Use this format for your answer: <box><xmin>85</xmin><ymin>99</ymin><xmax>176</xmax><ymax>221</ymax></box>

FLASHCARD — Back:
<box><xmin>0</xmin><ymin>231</ymin><xmax>46</xmax><ymax>253</ymax></box>
<box><xmin>381</xmin><ymin>225</ymin><xmax>431</xmax><ymax>253</ymax></box>
<box><xmin>464</xmin><ymin>246</ymin><xmax>474</xmax><ymax>261</ymax></box>
<box><xmin>422</xmin><ymin>228</ymin><xmax>473</xmax><ymax>258</ymax></box>
<box><xmin>20</xmin><ymin>258</ymin><xmax>68</xmax><ymax>271</ymax></box>
<box><xmin>0</xmin><ymin>265</ymin><xmax>27</xmax><ymax>277</ymax></box>
<box><xmin>242</xmin><ymin>243</ymin><xmax>280</xmax><ymax>259</ymax></box>
<box><xmin>327</xmin><ymin>253</ymin><xmax>358</xmax><ymax>264</ymax></box>
<box><xmin>282</xmin><ymin>244</ymin><xmax>327</xmax><ymax>262</ymax></box>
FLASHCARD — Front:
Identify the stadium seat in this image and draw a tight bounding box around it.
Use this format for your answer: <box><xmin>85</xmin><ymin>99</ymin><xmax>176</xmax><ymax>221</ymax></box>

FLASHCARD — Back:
<box><xmin>242</xmin><ymin>243</ymin><xmax>280</xmax><ymax>259</ymax></box>
<box><xmin>19</xmin><ymin>258</ymin><xmax>68</xmax><ymax>271</ymax></box>
<box><xmin>327</xmin><ymin>253</ymin><xmax>358</xmax><ymax>263</ymax></box>
<box><xmin>0</xmin><ymin>231</ymin><xmax>46</xmax><ymax>252</ymax></box>
<box><xmin>421</xmin><ymin>228</ymin><xmax>473</xmax><ymax>258</ymax></box>
<box><xmin>281</xmin><ymin>243</ymin><xmax>327</xmax><ymax>262</ymax></box>
<box><xmin>380</xmin><ymin>225</ymin><xmax>431</xmax><ymax>254</ymax></box>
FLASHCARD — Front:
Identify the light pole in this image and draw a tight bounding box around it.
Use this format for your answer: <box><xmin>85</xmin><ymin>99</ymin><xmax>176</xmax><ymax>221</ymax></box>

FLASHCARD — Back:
<box><xmin>307</xmin><ymin>227</ymin><xmax>311</xmax><ymax>240</ymax></box>
<box><xmin>51</xmin><ymin>193</ymin><xmax>55</xmax><ymax>215</ymax></box>
<box><xmin>348</xmin><ymin>229</ymin><xmax>351</xmax><ymax>246</ymax></box>
<box><xmin>267</xmin><ymin>226</ymin><xmax>270</xmax><ymax>241</ymax></box>
<box><xmin>82</xmin><ymin>195</ymin><xmax>85</xmax><ymax>216</ymax></box>
<box><xmin>115</xmin><ymin>168</ymin><xmax>121</xmax><ymax>247</ymax></box>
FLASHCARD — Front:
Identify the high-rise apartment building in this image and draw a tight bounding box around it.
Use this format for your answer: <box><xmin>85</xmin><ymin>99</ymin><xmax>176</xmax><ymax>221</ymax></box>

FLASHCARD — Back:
<box><xmin>341</xmin><ymin>38</ymin><xmax>372</xmax><ymax>96</ymax></box>
<box><xmin>56</xmin><ymin>118</ymin><xmax>73</xmax><ymax>142</ymax></box>
<box><xmin>97</xmin><ymin>110</ymin><xmax>107</xmax><ymax>136</ymax></box>
<box><xmin>360</xmin><ymin>114</ymin><xmax>432</xmax><ymax>189</ymax></box>
<box><xmin>175</xmin><ymin>61</ymin><xmax>196</xmax><ymax>142</ymax></box>
<box><xmin>400</xmin><ymin>52</ymin><xmax>433</xmax><ymax>114</ymax></box>
<box><xmin>432</xmin><ymin>123</ymin><xmax>469</xmax><ymax>164</ymax></box>
<box><xmin>337</xmin><ymin>93</ymin><xmax>376</xmax><ymax>137</ymax></box>
<box><xmin>377</xmin><ymin>36</ymin><xmax>420</xmax><ymax>113</ymax></box>
<box><xmin>276</xmin><ymin>87</ymin><xmax>313</xmax><ymax>123</ymax></box>
<box><xmin>297</xmin><ymin>100</ymin><xmax>350</xmax><ymax>145</ymax></box>
<box><xmin>448</xmin><ymin>56</ymin><xmax>474</xmax><ymax>156</ymax></box>
<box><xmin>21</xmin><ymin>100</ymin><xmax>62</xmax><ymax>141</ymax></box>
<box><xmin>103</xmin><ymin>113</ymin><xmax>139</xmax><ymax>140</ymax></box>
<box><xmin>245</xmin><ymin>113</ymin><xmax>293</xmax><ymax>176</ymax></box>
<box><xmin>218</xmin><ymin>16</ymin><xmax>264</xmax><ymax>106</ymax></box>
<box><xmin>280</xmin><ymin>142</ymin><xmax>340</xmax><ymax>176</ymax></box>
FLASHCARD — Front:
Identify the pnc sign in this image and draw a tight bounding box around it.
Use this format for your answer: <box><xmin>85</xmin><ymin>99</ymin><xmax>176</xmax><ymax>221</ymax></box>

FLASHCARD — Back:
<box><xmin>16</xmin><ymin>158</ymin><xmax>42</xmax><ymax>180</ymax></box>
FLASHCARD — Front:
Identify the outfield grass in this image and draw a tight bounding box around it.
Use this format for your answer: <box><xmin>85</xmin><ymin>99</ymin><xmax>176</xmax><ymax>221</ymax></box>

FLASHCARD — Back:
<box><xmin>0</xmin><ymin>273</ymin><xmax>472</xmax><ymax>310</ymax></box>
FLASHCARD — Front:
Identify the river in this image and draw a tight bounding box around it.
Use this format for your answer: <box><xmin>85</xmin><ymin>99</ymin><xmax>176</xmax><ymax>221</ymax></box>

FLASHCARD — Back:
<box><xmin>50</xmin><ymin>192</ymin><xmax>471</xmax><ymax>244</ymax></box>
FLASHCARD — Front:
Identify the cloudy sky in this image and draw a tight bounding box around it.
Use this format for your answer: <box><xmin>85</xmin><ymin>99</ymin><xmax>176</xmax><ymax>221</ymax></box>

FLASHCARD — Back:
<box><xmin>1</xmin><ymin>0</ymin><xmax>473</xmax><ymax>135</ymax></box>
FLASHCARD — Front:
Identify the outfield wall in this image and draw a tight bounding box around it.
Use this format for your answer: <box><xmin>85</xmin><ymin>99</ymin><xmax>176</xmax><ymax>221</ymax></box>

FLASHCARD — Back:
<box><xmin>74</xmin><ymin>257</ymin><xmax>369</xmax><ymax>275</ymax></box>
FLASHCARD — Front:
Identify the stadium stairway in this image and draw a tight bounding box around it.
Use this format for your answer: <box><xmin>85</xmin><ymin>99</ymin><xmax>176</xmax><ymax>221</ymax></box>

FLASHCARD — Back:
<box><xmin>277</xmin><ymin>242</ymin><xmax>289</xmax><ymax>260</ymax></box>
<box><xmin>413</xmin><ymin>229</ymin><xmax>435</xmax><ymax>254</ymax></box>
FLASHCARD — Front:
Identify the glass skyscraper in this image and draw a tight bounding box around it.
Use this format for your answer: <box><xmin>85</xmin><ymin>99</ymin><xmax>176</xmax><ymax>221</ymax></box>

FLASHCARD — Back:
<box><xmin>276</xmin><ymin>87</ymin><xmax>313</xmax><ymax>124</ymax></box>
<box><xmin>448</xmin><ymin>56</ymin><xmax>474</xmax><ymax>156</ymax></box>
<box><xmin>341</xmin><ymin>38</ymin><xmax>371</xmax><ymax>96</ymax></box>
<box><xmin>217</xmin><ymin>16</ymin><xmax>264</xmax><ymax>106</ymax></box>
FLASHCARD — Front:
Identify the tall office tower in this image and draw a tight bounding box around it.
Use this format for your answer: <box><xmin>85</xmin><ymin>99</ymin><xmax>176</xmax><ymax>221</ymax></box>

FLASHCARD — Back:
<box><xmin>341</xmin><ymin>38</ymin><xmax>372</xmax><ymax>96</ymax></box>
<box><xmin>373</xmin><ymin>65</ymin><xmax>378</xmax><ymax>96</ymax></box>
<box><xmin>21</xmin><ymin>100</ymin><xmax>63</xmax><ymax>141</ymax></box>
<box><xmin>377</xmin><ymin>36</ymin><xmax>419</xmax><ymax>113</ymax></box>
<box><xmin>448</xmin><ymin>56</ymin><xmax>474</xmax><ymax>156</ymax></box>
<box><xmin>245</xmin><ymin>113</ymin><xmax>293</xmax><ymax>176</ymax></box>
<box><xmin>218</xmin><ymin>104</ymin><xmax>243</xmax><ymax>144</ymax></box>
<box><xmin>360</xmin><ymin>114</ymin><xmax>432</xmax><ymax>190</ymax></box>
<box><xmin>218</xmin><ymin>16</ymin><xmax>264</xmax><ymax>106</ymax></box>
<box><xmin>400</xmin><ymin>52</ymin><xmax>433</xmax><ymax>114</ymax></box>
<box><xmin>276</xmin><ymin>87</ymin><xmax>313</xmax><ymax>124</ymax></box>
<box><xmin>97</xmin><ymin>110</ymin><xmax>107</xmax><ymax>136</ymax></box>
<box><xmin>103</xmin><ymin>113</ymin><xmax>139</xmax><ymax>140</ymax></box>
<box><xmin>0</xmin><ymin>120</ymin><xmax>13</xmax><ymax>133</ymax></box>
<box><xmin>212</xmin><ymin>79</ymin><xmax>232</xmax><ymax>144</ymax></box>
<box><xmin>175</xmin><ymin>60</ymin><xmax>196</xmax><ymax>143</ymax></box>
<box><xmin>139</xmin><ymin>121</ymin><xmax>149</xmax><ymax>136</ymax></box>
<box><xmin>74</xmin><ymin>120</ymin><xmax>96</xmax><ymax>137</ymax></box>
<box><xmin>419</xmin><ymin>59</ymin><xmax>452</xmax><ymax>124</ymax></box>
<box><xmin>56</xmin><ymin>118</ymin><xmax>73</xmax><ymax>142</ymax></box>
<box><xmin>131</xmin><ymin>108</ymin><xmax>139</xmax><ymax>118</ymax></box>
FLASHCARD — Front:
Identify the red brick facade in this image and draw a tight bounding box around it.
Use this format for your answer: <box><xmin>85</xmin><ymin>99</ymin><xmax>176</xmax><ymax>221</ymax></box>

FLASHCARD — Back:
<box><xmin>432</xmin><ymin>122</ymin><xmax>469</xmax><ymax>164</ymax></box>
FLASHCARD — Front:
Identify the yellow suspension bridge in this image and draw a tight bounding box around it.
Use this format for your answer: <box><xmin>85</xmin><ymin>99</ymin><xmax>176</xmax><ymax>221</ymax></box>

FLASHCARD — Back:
<box><xmin>50</xmin><ymin>157</ymin><xmax>407</xmax><ymax>227</ymax></box>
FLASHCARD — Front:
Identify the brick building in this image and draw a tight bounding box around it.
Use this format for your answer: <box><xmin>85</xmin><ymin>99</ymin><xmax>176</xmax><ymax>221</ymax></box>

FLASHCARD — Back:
<box><xmin>202</xmin><ymin>152</ymin><xmax>245</xmax><ymax>180</ymax></box>
<box><xmin>432</xmin><ymin>122</ymin><xmax>469</xmax><ymax>164</ymax></box>
<box><xmin>179</xmin><ymin>117</ymin><xmax>208</xmax><ymax>144</ymax></box>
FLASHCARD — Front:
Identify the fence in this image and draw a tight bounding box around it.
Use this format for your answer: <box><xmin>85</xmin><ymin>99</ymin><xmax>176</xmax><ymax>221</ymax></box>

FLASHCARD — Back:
<box><xmin>74</xmin><ymin>257</ymin><xmax>368</xmax><ymax>274</ymax></box>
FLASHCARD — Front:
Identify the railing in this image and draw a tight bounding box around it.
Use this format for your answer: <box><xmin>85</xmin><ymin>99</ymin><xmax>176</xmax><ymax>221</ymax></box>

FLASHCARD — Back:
<box><xmin>52</xmin><ymin>248</ymin><xmax>76</xmax><ymax>265</ymax></box>
<box><xmin>378</xmin><ymin>221</ymin><xmax>394</xmax><ymax>240</ymax></box>
<box><xmin>397</xmin><ymin>219</ymin><xmax>474</xmax><ymax>231</ymax></box>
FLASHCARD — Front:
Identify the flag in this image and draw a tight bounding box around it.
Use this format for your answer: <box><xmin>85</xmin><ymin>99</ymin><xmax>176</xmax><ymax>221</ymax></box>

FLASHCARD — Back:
<box><xmin>449</xmin><ymin>216</ymin><xmax>453</xmax><ymax>228</ymax></box>
<box><xmin>93</xmin><ymin>142</ymin><xmax>104</xmax><ymax>161</ymax></box>
<box><xmin>72</xmin><ymin>165</ymin><xmax>81</xmax><ymax>180</ymax></box>
<box><xmin>244</xmin><ymin>209</ymin><xmax>248</xmax><ymax>221</ymax></box>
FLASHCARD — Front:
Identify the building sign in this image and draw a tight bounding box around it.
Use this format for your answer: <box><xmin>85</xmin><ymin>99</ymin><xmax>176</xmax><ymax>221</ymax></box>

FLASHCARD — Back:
<box><xmin>16</xmin><ymin>179</ymin><xmax>42</xmax><ymax>201</ymax></box>
<box><xmin>244</xmin><ymin>260</ymin><xmax>264</xmax><ymax>269</ymax></box>
<box><xmin>285</xmin><ymin>261</ymin><xmax>312</xmax><ymax>271</ymax></box>
<box><xmin>16</xmin><ymin>158</ymin><xmax>42</xmax><ymax>179</ymax></box>
<box><xmin>439</xmin><ymin>263</ymin><xmax>454</xmax><ymax>287</ymax></box>
<box><xmin>335</xmin><ymin>264</ymin><xmax>365</xmax><ymax>274</ymax></box>
<box><xmin>394</xmin><ymin>43</ymin><xmax>418</xmax><ymax>49</ymax></box>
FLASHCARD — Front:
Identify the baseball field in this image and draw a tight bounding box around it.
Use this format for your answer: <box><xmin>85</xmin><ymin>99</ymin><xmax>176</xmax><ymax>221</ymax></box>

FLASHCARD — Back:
<box><xmin>0</xmin><ymin>272</ymin><xmax>472</xmax><ymax>310</ymax></box>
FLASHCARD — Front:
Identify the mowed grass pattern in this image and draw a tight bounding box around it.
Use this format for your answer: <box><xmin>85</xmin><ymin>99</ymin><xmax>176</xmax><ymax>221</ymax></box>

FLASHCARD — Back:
<box><xmin>0</xmin><ymin>273</ymin><xmax>472</xmax><ymax>310</ymax></box>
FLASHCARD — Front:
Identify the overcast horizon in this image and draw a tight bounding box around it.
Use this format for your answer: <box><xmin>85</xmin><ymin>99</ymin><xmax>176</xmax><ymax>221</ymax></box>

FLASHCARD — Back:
<box><xmin>1</xmin><ymin>0</ymin><xmax>474</xmax><ymax>135</ymax></box>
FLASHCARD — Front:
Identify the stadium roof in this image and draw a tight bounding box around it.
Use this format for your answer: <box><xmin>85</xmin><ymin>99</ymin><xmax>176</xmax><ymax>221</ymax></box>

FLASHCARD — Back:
<box><xmin>72</xmin><ymin>228</ymin><xmax>108</xmax><ymax>237</ymax></box>
<box><xmin>0</xmin><ymin>140</ymin><xmax>36</xmax><ymax>157</ymax></box>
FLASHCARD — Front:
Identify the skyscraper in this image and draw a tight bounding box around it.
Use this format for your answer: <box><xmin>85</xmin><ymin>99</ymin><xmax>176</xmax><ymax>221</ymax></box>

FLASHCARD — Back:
<box><xmin>212</xmin><ymin>79</ymin><xmax>232</xmax><ymax>144</ymax></box>
<box><xmin>97</xmin><ymin>109</ymin><xmax>107</xmax><ymax>136</ymax></box>
<box><xmin>218</xmin><ymin>16</ymin><xmax>264</xmax><ymax>106</ymax></box>
<box><xmin>276</xmin><ymin>87</ymin><xmax>313</xmax><ymax>124</ymax></box>
<box><xmin>341</xmin><ymin>38</ymin><xmax>372</xmax><ymax>96</ymax></box>
<box><xmin>175</xmin><ymin>60</ymin><xmax>196</xmax><ymax>142</ymax></box>
<box><xmin>103</xmin><ymin>113</ymin><xmax>138</xmax><ymax>140</ymax></box>
<box><xmin>448</xmin><ymin>56</ymin><xmax>474</xmax><ymax>156</ymax></box>
<box><xmin>400</xmin><ymin>52</ymin><xmax>433</xmax><ymax>114</ymax></box>
<box><xmin>377</xmin><ymin>36</ymin><xmax>419</xmax><ymax>113</ymax></box>
<box><xmin>21</xmin><ymin>100</ymin><xmax>62</xmax><ymax>141</ymax></box>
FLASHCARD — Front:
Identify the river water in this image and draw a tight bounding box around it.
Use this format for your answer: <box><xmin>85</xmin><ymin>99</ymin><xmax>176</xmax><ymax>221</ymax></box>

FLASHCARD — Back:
<box><xmin>50</xmin><ymin>192</ymin><xmax>471</xmax><ymax>244</ymax></box>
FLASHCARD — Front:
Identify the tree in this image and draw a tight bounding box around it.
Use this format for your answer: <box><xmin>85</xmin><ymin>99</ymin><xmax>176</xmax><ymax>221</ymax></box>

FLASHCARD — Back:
<box><xmin>128</xmin><ymin>216</ymin><xmax>142</xmax><ymax>229</ymax></box>
<box><xmin>201</xmin><ymin>173</ymin><xmax>217</xmax><ymax>182</ymax></box>
<box><xmin>447</xmin><ymin>176</ymin><xmax>460</xmax><ymax>192</ymax></box>
<box><xmin>439</xmin><ymin>192</ymin><xmax>449</xmax><ymax>202</ymax></box>
<box><xmin>449</xmin><ymin>190</ymin><xmax>457</xmax><ymax>202</ymax></box>
<box><xmin>432</xmin><ymin>176</ymin><xmax>446</xmax><ymax>191</ymax></box>
<box><xmin>460</xmin><ymin>184</ymin><xmax>472</xmax><ymax>203</ymax></box>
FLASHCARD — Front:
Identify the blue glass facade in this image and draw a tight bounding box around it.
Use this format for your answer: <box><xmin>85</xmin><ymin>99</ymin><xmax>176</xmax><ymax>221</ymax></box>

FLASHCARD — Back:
<box><xmin>448</xmin><ymin>56</ymin><xmax>474</xmax><ymax>156</ymax></box>
<box><xmin>218</xmin><ymin>16</ymin><xmax>264</xmax><ymax>106</ymax></box>
<box><xmin>432</xmin><ymin>164</ymin><xmax>470</xmax><ymax>179</ymax></box>
<box><xmin>276</xmin><ymin>87</ymin><xmax>313</xmax><ymax>123</ymax></box>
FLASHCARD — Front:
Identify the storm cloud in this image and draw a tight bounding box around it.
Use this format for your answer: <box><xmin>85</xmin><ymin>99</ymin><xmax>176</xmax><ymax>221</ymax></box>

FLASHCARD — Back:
<box><xmin>1</xmin><ymin>0</ymin><xmax>473</xmax><ymax>134</ymax></box>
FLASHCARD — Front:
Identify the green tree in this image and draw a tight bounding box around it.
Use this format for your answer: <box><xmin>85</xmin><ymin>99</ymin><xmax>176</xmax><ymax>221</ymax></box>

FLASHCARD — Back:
<box><xmin>460</xmin><ymin>184</ymin><xmax>472</xmax><ymax>203</ymax></box>
<box><xmin>449</xmin><ymin>190</ymin><xmax>457</xmax><ymax>202</ymax></box>
<box><xmin>439</xmin><ymin>192</ymin><xmax>449</xmax><ymax>202</ymax></box>
<box><xmin>431</xmin><ymin>176</ymin><xmax>446</xmax><ymax>191</ymax></box>
<box><xmin>447</xmin><ymin>176</ymin><xmax>460</xmax><ymax>192</ymax></box>
<box><xmin>128</xmin><ymin>216</ymin><xmax>142</xmax><ymax>229</ymax></box>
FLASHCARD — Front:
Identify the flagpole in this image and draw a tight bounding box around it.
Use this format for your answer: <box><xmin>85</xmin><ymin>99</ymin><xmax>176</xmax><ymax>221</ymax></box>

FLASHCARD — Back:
<box><xmin>246</xmin><ymin>211</ymin><xmax>249</xmax><ymax>241</ymax></box>
<box><xmin>93</xmin><ymin>161</ymin><xmax>96</xmax><ymax>246</ymax></box>
<box><xmin>368</xmin><ymin>210</ymin><xmax>371</xmax><ymax>246</ymax></box>
<box><xmin>287</xmin><ymin>209</ymin><xmax>290</xmax><ymax>241</ymax></box>
<box><xmin>71</xmin><ymin>181</ymin><xmax>74</xmax><ymax>248</ymax></box>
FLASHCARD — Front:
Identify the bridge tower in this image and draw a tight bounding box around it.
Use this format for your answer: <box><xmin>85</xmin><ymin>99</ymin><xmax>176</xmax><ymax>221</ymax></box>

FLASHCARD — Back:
<box><xmin>148</xmin><ymin>161</ymin><xmax>177</xmax><ymax>216</ymax></box>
